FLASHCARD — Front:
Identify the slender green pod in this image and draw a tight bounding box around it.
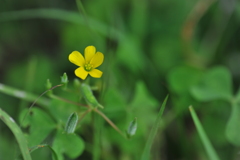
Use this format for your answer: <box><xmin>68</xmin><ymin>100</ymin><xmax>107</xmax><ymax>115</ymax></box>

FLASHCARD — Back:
<box><xmin>80</xmin><ymin>83</ymin><xmax>103</xmax><ymax>108</ymax></box>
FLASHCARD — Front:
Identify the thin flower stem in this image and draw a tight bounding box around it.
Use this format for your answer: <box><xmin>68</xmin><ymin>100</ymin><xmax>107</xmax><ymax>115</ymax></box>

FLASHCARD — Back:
<box><xmin>21</xmin><ymin>84</ymin><xmax>63</xmax><ymax>127</ymax></box>
<box><xmin>93</xmin><ymin>108</ymin><xmax>126</xmax><ymax>138</ymax></box>
<box><xmin>78</xmin><ymin>108</ymin><xmax>92</xmax><ymax>124</ymax></box>
<box><xmin>62</xmin><ymin>87</ymin><xmax>77</xmax><ymax>93</ymax></box>
<box><xmin>50</xmin><ymin>94</ymin><xmax>89</xmax><ymax>108</ymax></box>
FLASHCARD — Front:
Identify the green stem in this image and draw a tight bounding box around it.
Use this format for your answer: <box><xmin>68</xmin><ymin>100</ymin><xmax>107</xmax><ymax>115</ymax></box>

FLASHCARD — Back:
<box><xmin>50</xmin><ymin>94</ymin><xmax>89</xmax><ymax>108</ymax></box>
<box><xmin>0</xmin><ymin>108</ymin><xmax>32</xmax><ymax>160</ymax></box>
<box><xmin>0</xmin><ymin>83</ymin><xmax>49</xmax><ymax>106</ymax></box>
<box><xmin>78</xmin><ymin>108</ymin><xmax>92</xmax><ymax>124</ymax></box>
<box><xmin>21</xmin><ymin>84</ymin><xmax>63</xmax><ymax>126</ymax></box>
<box><xmin>93</xmin><ymin>108</ymin><xmax>125</xmax><ymax>138</ymax></box>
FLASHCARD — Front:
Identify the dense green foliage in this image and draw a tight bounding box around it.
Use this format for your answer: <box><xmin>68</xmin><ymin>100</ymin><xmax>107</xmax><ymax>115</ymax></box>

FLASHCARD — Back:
<box><xmin>1</xmin><ymin>0</ymin><xmax>240</xmax><ymax>159</ymax></box>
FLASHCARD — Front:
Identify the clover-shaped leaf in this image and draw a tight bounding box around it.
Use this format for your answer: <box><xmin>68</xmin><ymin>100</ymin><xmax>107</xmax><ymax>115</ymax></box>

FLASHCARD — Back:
<box><xmin>20</xmin><ymin>108</ymin><xmax>56</xmax><ymax>147</ymax></box>
<box><xmin>225</xmin><ymin>88</ymin><xmax>240</xmax><ymax>146</ymax></box>
<box><xmin>191</xmin><ymin>66</ymin><xmax>232</xmax><ymax>101</ymax></box>
<box><xmin>52</xmin><ymin>131</ymin><xmax>85</xmax><ymax>160</ymax></box>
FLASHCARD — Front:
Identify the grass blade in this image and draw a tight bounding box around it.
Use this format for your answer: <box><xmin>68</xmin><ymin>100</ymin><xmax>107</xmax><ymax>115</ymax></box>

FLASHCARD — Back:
<box><xmin>189</xmin><ymin>106</ymin><xmax>220</xmax><ymax>160</ymax></box>
<box><xmin>0</xmin><ymin>9</ymin><xmax>123</xmax><ymax>40</ymax></box>
<box><xmin>141</xmin><ymin>95</ymin><xmax>168</xmax><ymax>160</ymax></box>
<box><xmin>0</xmin><ymin>83</ymin><xmax>49</xmax><ymax>106</ymax></box>
<box><xmin>0</xmin><ymin>108</ymin><xmax>32</xmax><ymax>160</ymax></box>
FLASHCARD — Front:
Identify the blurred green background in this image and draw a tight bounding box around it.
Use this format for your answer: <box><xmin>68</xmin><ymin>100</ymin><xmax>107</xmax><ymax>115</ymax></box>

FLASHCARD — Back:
<box><xmin>1</xmin><ymin>0</ymin><xmax>240</xmax><ymax>159</ymax></box>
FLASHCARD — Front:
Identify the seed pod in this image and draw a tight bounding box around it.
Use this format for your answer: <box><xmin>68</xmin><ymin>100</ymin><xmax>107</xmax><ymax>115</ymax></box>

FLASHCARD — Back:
<box><xmin>65</xmin><ymin>112</ymin><xmax>78</xmax><ymax>134</ymax></box>
<box><xmin>80</xmin><ymin>83</ymin><xmax>103</xmax><ymax>108</ymax></box>
<box><xmin>126</xmin><ymin>117</ymin><xmax>137</xmax><ymax>138</ymax></box>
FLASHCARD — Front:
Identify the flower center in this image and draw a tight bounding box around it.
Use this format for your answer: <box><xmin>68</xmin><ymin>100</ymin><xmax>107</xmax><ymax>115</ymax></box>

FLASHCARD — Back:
<box><xmin>84</xmin><ymin>63</ymin><xmax>93</xmax><ymax>71</ymax></box>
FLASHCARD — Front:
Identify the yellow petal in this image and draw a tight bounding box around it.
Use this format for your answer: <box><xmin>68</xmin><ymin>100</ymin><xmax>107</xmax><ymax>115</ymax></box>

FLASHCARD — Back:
<box><xmin>89</xmin><ymin>69</ymin><xmax>103</xmax><ymax>78</ymax></box>
<box><xmin>74</xmin><ymin>67</ymin><xmax>89</xmax><ymax>80</ymax></box>
<box><xmin>69</xmin><ymin>51</ymin><xmax>85</xmax><ymax>67</ymax></box>
<box><xmin>84</xmin><ymin>46</ymin><xmax>96</xmax><ymax>63</ymax></box>
<box><xmin>90</xmin><ymin>52</ymin><xmax>104</xmax><ymax>68</ymax></box>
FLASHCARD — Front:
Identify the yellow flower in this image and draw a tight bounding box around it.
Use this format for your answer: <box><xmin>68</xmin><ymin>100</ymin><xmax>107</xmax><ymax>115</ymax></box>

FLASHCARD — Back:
<box><xmin>69</xmin><ymin>46</ymin><xmax>104</xmax><ymax>80</ymax></box>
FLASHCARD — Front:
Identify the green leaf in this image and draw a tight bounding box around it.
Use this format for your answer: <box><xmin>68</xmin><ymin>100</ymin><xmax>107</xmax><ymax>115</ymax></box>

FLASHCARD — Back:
<box><xmin>53</xmin><ymin>131</ymin><xmax>85</xmax><ymax>160</ymax></box>
<box><xmin>48</xmin><ymin>98</ymin><xmax>79</xmax><ymax>123</ymax></box>
<box><xmin>130</xmin><ymin>81</ymin><xmax>158</xmax><ymax>134</ymax></box>
<box><xmin>167</xmin><ymin>66</ymin><xmax>202</xmax><ymax>114</ymax></box>
<box><xmin>167</xmin><ymin>65</ymin><xmax>202</xmax><ymax>94</ymax></box>
<box><xmin>191</xmin><ymin>66</ymin><xmax>232</xmax><ymax>101</ymax></box>
<box><xmin>189</xmin><ymin>106</ymin><xmax>220</xmax><ymax>160</ymax></box>
<box><xmin>0</xmin><ymin>108</ymin><xmax>32</xmax><ymax>160</ymax></box>
<box><xmin>104</xmin><ymin>88</ymin><xmax>126</xmax><ymax>109</ymax></box>
<box><xmin>141</xmin><ymin>95</ymin><xmax>168</xmax><ymax>160</ymax></box>
<box><xmin>20</xmin><ymin>108</ymin><xmax>56</xmax><ymax>147</ymax></box>
<box><xmin>65</xmin><ymin>112</ymin><xmax>78</xmax><ymax>134</ymax></box>
<box><xmin>201</xmin><ymin>101</ymin><xmax>230</xmax><ymax>146</ymax></box>
<box><xmin>116</xmin><ymin>36</ymin><xmax>145</xmax><ymax>73</ymax></box>
<box><xmin>226</xmin><ymin>89</ymin><xmax>240</xmax><ymax>146</ymax></box>
<box><xmin>150</xmin><ymin>37</ymin><xmax>181</xmax><ymax>73</ymax></box>
<box><xmin>130</xmin><ymin>81</ymin><xmax>158</xmax><ymax>109</ymax></box>
<box><xmin>103</xmin><ymin>87</ymin><xmax>127</xmax><ymax>119</ymax></box>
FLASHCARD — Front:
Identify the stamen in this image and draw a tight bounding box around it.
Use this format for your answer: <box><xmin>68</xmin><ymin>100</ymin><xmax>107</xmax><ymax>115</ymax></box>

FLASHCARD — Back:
<box><xmin>84</xmin><ymin>64</ymin><xmax>93</xmax><ymax>71</ymax></box>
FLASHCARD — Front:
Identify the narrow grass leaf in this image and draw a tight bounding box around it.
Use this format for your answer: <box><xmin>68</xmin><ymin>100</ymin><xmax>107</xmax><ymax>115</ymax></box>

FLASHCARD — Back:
<box><xmin>189</xmin><ymin>106</ymin><xmax>220</xmax><ymax>160</ymax></box>
<box><xmin>141</xmin><ymin>95</ymin><xmax>168</xmax><ymax>160</ymax></box>
<box><xmin>0</xmin><ymin>9</ymin><xmax>123</xmax><ymax>40</ymax></box>
<box><xmin>0</xmin><ymin>108</ymin><xmax>32</xmax><ymax>160</ymax></box>
<box><xmin>76</xmin><ymin>0</ymin><xmax>88</xmax><ymax>21</ymax></box>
